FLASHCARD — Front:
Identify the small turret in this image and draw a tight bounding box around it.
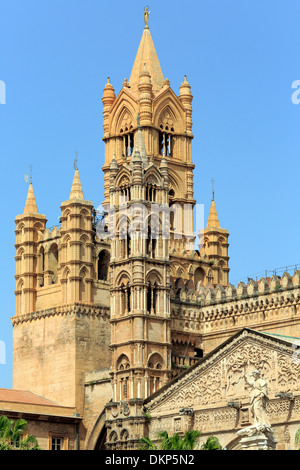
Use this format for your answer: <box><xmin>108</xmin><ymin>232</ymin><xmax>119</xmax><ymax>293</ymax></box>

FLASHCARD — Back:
<box><xmin>15</xmin><ymin>183</ymin><xmax>47</xmax><ymax>316</ymax></box>
<box><xmin>199</xmin><ymin>196</ymin><xmax>230</xmax><ymax>287</ymax></box>
<box><xmin>102</xmin><ymin>77</ymin><xmax>116</xmax><ymax>139</ymax></box>
<box><xmin>60</xmin><ymin>168</ymin><xmax>94</xmax><ymax>304</ymax></box>
<box><xmin>179</xmin><ymin>75</ymin><xmax>193</xmax><ymax>135</ymax></box>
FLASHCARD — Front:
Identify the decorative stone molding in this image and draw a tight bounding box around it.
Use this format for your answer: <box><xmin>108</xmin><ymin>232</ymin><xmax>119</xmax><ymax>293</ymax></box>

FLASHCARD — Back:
<box><xmin>11</xmin><ymin>303</ymin><xmax>110</xmax><ymax>325</ymax></box>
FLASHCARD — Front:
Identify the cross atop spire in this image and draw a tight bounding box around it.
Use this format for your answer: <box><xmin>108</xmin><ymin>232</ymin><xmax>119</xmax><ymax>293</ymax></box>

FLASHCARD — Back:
<box><xmin>211</xmin><ymin>178</ymin><xmax>215</xmax><ymax>201</ymax></box>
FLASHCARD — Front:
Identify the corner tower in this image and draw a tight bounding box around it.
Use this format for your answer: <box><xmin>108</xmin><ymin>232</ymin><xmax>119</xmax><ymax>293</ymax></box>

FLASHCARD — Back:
<box><xmin>199</xmin><ymin>197</ymin><xmax>230</xmax><ymax>286</ymax></box>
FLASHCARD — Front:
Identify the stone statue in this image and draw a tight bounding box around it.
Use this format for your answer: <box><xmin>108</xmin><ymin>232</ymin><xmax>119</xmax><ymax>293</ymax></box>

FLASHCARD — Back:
<box><xmin>144</xmin><ymin>7</ymin><xmax>150</xmax><ymax>28</ymax></box>
<box><xmin>244</xmin><ymin>370</ymin><xmax>270</xmax><ymax>426</ymax></box>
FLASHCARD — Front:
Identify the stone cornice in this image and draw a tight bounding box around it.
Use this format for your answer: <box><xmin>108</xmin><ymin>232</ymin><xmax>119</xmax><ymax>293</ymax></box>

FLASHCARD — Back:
<box><xmin>11</xmin><ymin>303</ymin><xmax>110</xmax><ymax>326</ymax></box>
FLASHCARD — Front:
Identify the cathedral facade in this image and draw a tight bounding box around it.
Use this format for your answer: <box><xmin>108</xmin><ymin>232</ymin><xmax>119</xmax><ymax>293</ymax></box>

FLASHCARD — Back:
<box><xmin>3</xmin><ymin>10</ymin><xmax>300</xmax><ymax>450</ymax></box>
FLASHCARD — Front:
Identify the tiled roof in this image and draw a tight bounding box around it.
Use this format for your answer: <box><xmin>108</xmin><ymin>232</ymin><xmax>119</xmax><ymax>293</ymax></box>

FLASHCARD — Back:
<box><xmin>0</xmin><ymin>388</ymin><xmax>60</xmax><ymax>407</ymax></box>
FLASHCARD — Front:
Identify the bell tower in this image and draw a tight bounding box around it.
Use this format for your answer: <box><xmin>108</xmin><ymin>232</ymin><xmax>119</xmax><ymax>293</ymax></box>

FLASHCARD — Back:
<box><xmin>101</xmin><ymin>7</ymin><xmax>196</xmax><ymax>257</ymax></box>
<box><xmin>109</xmin><ymin>124</ymin><xmax>172</xmax><ymax>404</ymax></box>
<box><xmin>105</xmin><ymin>117</ymin><xmax>172</xmax><ymax>449</ymax></box>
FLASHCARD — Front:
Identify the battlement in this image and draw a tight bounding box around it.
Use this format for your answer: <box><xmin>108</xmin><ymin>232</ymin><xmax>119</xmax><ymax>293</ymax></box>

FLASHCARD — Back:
<box><xmin>170</xmin><ymin>270</ymin><xmax>300</xmax><ymax>353</ymax></box>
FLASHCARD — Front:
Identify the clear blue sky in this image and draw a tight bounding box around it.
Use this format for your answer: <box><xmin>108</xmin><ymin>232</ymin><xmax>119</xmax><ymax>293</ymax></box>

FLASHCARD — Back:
<box><xmin>0</xmin><ymin>0</ymin><xmax>299</xmax><ymax>389</ymax></box>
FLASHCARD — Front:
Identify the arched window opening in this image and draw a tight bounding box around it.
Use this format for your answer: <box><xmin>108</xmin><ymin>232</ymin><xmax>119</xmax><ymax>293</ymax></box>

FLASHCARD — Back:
<box><xmin>147</xmin><ymin>225</ymin><xmax>157</xmax><ymax>258</ymax></box>
<box><xmin>159</xmin><ymin>131</ymin><xmax>172</xmax><ymax>156</ymax></box>
<box><xmin>148</xmin><ymin>353</ymin><xmax>163</xmax><ymax>370</ymax></box>
<box><xmin>120</xmin><ymin>186</ymin><xmax>131</xmax><ymax>202</ymax></box>
<box><xmin>49</xmin><ymin>244</ymin><xmax>58</xmax><ymax>284</ymax></box>
<box><xmin>127</xmin><ymin>231</ymin><xmax>131</xmax><ymax>257</ymax></box>
<box><xmin>120</xmin><ymin>282</ymin><xmax>131</xmax><ymax>315</ymax></box>
<box><xmin>117</xmin><ymin>354</ymin><xmax>130</xmax><ymax>371</ymax></box>
<box><xmin>79</xmin><ymin>268</ymin><xmax>87</xmax><ymax>302</ymax></box>
<box><xmin>98</xmin><ymin>251</ymin><xmax>110</xmax><ymax>281</ymax></box>
<box><xmin>194</xmin><ymin>267</ymin><xmax>205</xmax><ymax>287</ymax></box>
<box><xmin>169</xmin><ymin>189</ymin><xmax>175</xmax><ymax>199</ymax></box>
<box><xmin>146</xmin><ymin>184</ymin><xmax>157</xmax><ymax>203</ymax></box>
<box><xmin>38</xmin><ymin>247</ymin><xmax>45</xmax><ymax>287</ymax></box>
<box><xmin>147</xmin><ymin>282</ymin><xmax>158</xmax><ymax>314</ymax></box>
<box><xmin>123</xmin><ymin>133</ymin><xmax>134</xmax><ymax>158</ymax></box>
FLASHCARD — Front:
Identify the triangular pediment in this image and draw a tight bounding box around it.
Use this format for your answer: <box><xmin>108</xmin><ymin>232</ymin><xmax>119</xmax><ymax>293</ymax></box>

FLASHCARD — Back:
<box><xmin>145</xmin><ymin>328</ymin><xmax>300</xmax><ymax>415</ymax></box>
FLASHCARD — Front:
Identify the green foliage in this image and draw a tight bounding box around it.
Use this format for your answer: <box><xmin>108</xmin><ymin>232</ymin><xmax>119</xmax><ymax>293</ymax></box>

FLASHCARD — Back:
<box><xmin>0</xmin><ymin>415</ymin><xmax>42</xmax><ymax>450</ymax></box>
<box><xmin>143</xmin><ymin>412</ymin><xmax>152</xmax><ymax>422</ymax></box>
<box><xmin>200</xmin><ymin>436</ymin><xmax>223</xmax><ymax>450</ymax></box>
<box><xmin>138</xmin><ymin>430</ymin><xmax>201</xmax><ymax>451</ymax></box>
<box><xmin>138</xmin><ymin>436</ymin><xmax>158</xmax><ymax>450</ymax></box>
<box><xmin>295</xmin><ymin>428</ymin><xmax>300</xmax><ymax>448</ymax></box>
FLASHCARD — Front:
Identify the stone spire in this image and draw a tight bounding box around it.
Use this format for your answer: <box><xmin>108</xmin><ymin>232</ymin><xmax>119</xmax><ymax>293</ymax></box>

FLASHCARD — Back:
<box><xmin>129</xmin><ymin>11</ymin><xmax>164</xmax><ymax>94</ymax></box>
<box><xmin>130</xmin><ymin>119</ymin><xmax>149</xmax><ymax>168</ymax></box>
<box><xmin>206</xmin><ymin>199</ymin><xmax>220</xmax><ymax>229</ymax></box>
<box><xmin>24</xmin><ymin>182</ymin><xmax>38</xmax><ymax>214</ymax></box>
<box><xmin>69</xmin><ymin>168</ymin><xmax>84</xmax><ymax>200</ymax></box>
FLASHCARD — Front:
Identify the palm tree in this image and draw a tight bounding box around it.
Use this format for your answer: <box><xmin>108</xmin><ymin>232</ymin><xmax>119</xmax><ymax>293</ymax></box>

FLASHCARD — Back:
<box><xmin>0</xmin><ymin>415</ymin><xmax>13</xmax><ymax>450</ymax></box>
<box><xmin>295</xmin><ymin>428</ymin><xmax>300</xmax><ymax>449</ymax></box>
<box><xmin>138</xmin><ymin>436</ymin><xmax>158</xmax><ymax>450</ymax></box>
<box><xmin>200</xmin><ymin>436</ymin><xmax>222</xmax><ymax>450</ymax></box>
<box><xmin>0</xmin><ymin>415</ymin><xmax>41</xmax><ymax>450</ymax></box>
<box><xmin>181</xmin><ymin>430</ymin><xmax>202</xmax><ymax>450</ymax></box>
<box><xmin>138</xmin><ymin>430</ymin><xmax>201</xmax><ymax>451</ymax></box>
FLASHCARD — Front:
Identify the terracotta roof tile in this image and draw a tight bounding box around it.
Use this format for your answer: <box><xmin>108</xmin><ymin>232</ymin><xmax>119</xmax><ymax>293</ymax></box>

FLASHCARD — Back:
<box><xmin>0</xmin><ymin>388</ymin><xmax>60</xmax><ymax>407</ymax></box>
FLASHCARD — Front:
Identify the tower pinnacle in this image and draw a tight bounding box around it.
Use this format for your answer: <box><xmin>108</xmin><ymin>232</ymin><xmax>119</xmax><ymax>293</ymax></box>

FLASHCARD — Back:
<box><xmin>129</xmin><ymin>9</ymin><xmax>164</xmax><ymax>94</ymax></box>
<box><xmin>69</xmin><ymin>168</ymin><xmax>84</xmax><ymax>200</ymax></box>
<box><xmin>206</xmin><ymin>199</ymin><xmax>220</xmax><ymax>229</ymax></box>
<box><xmin>24</xmin><ymin>182</ymin><xmax>38</xmax><ymax>214</ymax></box>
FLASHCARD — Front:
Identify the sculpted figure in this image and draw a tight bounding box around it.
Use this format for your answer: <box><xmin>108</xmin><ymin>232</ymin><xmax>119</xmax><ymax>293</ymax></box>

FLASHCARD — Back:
<box><xmin>244</xmin><ymin>370</ymin><xmax>270</xmax><ymax>426</ymax></box>
<box><xmin>144</xmin><ymin>7</ymin><xmax>150</xmax><ymax>27</ymax></box>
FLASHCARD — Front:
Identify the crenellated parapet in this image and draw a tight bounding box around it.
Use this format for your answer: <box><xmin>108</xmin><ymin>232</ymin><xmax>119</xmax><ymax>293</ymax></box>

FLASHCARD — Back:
<box><xmin>170</xmin><ymin>270</ymin><xmax>300</xmax><ymax>354</ymax></box>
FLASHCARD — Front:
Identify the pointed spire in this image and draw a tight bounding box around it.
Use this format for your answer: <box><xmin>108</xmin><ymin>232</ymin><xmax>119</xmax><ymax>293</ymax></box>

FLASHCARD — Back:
<box><xmin>130</xmin><ymin>120</ymin><xmax>149</xmax><ymax>168</ymax></box>
<box><xmin>24</xmin><ymin>182</ymin><xmax>38</xmax><ymax>213</ymax></box>
<box><xmin>206</xmin><ymin>199</ymin><xmax>220</xmax><ymax>229</ymax></box>
<box><xmin>110</xmin><ymin>153</ymin><xmax>119</xmax><ymax>171</ymax></box>
<box><xmin>69</xmin><ymin>168</ymin><xmax>84</xmax><ymax>200</ymax></box>
<box><xmin>129</xmin><ymin>12</ymin><xmax>164</xmax><ymax>94</ymax></box>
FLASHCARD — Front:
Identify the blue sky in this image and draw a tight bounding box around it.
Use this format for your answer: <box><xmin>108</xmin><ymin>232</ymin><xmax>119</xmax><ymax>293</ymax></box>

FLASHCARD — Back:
<box><xmin>0</xmin><ymin>0</ymin><xmax>299</xmax><ymax>388</ymax></box>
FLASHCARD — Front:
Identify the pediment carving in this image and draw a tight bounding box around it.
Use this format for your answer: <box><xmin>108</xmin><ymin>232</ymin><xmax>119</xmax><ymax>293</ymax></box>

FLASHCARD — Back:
<box><xmin>145</xmin><ymin>330</ymin><xmax>300</xmax><ymax>415</ymax></box>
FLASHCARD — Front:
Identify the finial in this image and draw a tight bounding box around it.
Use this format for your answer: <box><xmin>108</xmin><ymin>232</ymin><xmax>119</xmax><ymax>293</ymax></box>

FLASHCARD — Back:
<box><xmin>144</xmin><ymin>6</ymin><xmax>150</xmax><ymax>29</ymax></box>
<box><xmin>24</xmin><ymin>165</ymin><xmax>33</xmax><ymax>184</ymax></box>
<box><xmin>107</xmin><ymin>77</ymin><xmax>110</xmax><ymax>84</ymax></box>
<box><xmin>74</xmin><ymin>151</ymin><xmax>78</xmax><ymax>170</ymax></box>
<box><xmin>211</xmin><ymin>178</ymin><xmax>215</xmax><ymax>201</ymax></box>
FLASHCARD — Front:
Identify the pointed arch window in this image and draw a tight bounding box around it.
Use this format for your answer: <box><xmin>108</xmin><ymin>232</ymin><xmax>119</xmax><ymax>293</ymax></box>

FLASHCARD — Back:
<box><xmin>98</xmin><ymin>250</ymin><xmax>110</xmax><ymax>281</ymax></box>
<box><xmin>120</xmin><ymin>128</ymin><xmax>134</xmax><ymax>159</ymax></box>
<box><xmin>49</xmin><ymin>244</ymin><xmax>59</xmax><ymax>284</ymax></box>
<box><xmin>147</xmin><ymin>225</ymin><xmax>157</xmax><ymax>259</ymax></box>
<box><xmin>145</xmin><ymin>184</ymin><xmax>157</xmax><ymax>203</ymax></box>
<box><xmin>159</xmin><ymin>125</ymin><xmax>174</xmax><ymax>157</ymax></box>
